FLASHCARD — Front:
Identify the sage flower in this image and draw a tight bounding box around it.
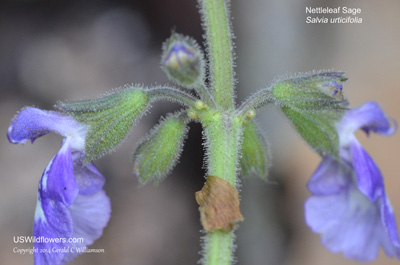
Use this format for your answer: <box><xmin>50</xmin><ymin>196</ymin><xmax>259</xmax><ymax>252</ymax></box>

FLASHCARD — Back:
<box><xmin>8</xmin><ymin>107</ymin><xmax>111</xmax><ymax>265</ymax></box>
<box><xmin>305</xmin><ymin>102</ymin><xmax>400</xmax><ymax>261</ymax></box>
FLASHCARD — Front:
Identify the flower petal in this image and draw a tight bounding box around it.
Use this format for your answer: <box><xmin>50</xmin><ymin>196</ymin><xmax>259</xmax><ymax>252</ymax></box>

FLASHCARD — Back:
<box><xmin>307</xmin><ymin>156</ymin><xmax>350</xmax><ymax>195</ymax></box>
<box><xmin>351</xmin><ymin>141</ymin><xmax>385</xmax><ymax>202</ymax></box>
<box><xmin>7</xmin><ymin>107</ymin><xmax>87</xmax><ymax>149</ymax></box>
<box><xmin>72</xmin><ymin>152</ymin><xmax>105</xmax><ymax>195</ymax></box>
<box><xmin>380</xmin><ymin>196</ymin><xmax>400</xmax><ymax>257</ymax></box>
<box><xmin>33</xmin><ymin>197</ymin><xmax>72</xmax><ymax>265</ymax></box>
<box><xmin>33</xmin><ymin>143</ymin><xmax>79</xmax><ymax>265</ymax></box>
<box><xmin>305</xmin><ymin>180</ymin><xmax>384</xmax><ymax>261</ymax></box>
<box><xmin>338</xmin><ymin>102</ymin><xmax>396</xmax><ymax>146</ymax></box>
<box><xmin>62</xmin><ymin>190</ymin><xmax>111</xmax><ymax>263</ymax></box>
<box><xmin>41</xmin><ymin>143</ymin><xmax>79</xmax><ymax>206</ymax></box>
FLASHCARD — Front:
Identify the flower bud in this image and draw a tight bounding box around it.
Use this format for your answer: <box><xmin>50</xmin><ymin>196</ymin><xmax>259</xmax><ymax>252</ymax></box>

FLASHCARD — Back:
<box><xmin>133</xmin><ymin>112</ymin><xmax>189</xmax><ymax>185</ymax></box>
<box><xmin>195</xmin><ymin>100</ymin><xmax>207</xmax><ymax>110</ymax></box>
<box><xmin>271</xmin><ymin>71</ymin><xmax>348</xmax><ymax>111</ymax></box>
<box><xmin>161</xmin><ymin>32</ymin><xmax>205</xmax><ymax>88</ymax></box>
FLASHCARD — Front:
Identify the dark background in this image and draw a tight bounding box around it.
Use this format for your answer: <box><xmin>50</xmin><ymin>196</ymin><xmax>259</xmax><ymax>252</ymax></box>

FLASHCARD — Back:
<box><xmin>1</xmin><ymin>0</ymin><xmax>400</xmax><ymax>264</ymax></box>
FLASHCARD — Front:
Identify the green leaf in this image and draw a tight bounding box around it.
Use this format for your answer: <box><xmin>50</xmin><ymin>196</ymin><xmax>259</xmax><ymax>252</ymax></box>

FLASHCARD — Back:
<box><xmin>58</xmin><ymin>87</ymin><xmax>150</xmax><ymax>163</ymax></box>
<box><xmin>133</xmin><ymin>112</ymin><xmax>189</xmax><ymax>185</ymax></box>
<box><xmin>240</xmin><ymin>120</ymin><xmax>270</xmax><ymax>180</ymax></box>
<box><xmin>281</xmin><ymin>106</ymin><xmax>344</xmax><ymax>158</ymax></box>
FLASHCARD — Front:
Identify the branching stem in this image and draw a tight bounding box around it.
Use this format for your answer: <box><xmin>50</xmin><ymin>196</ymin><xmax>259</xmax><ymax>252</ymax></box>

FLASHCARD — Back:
<box><xmin>236</xmin><ymin>87</ymin><xmax>273</xmax><ymax>117</ymax></box>
<box><xmin>195</xmin><ymin>84</ymin><xmax>217</xmax><ymax>108</ymax></box>
<box><xmin>147</xmin><ymin>87</ymin><xmax>198</xmax><ymax>108</ymax></box>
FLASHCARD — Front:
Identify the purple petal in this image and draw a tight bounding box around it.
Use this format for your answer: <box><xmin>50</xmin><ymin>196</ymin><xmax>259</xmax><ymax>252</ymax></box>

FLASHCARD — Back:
<box><xmin>338</xmin><ymin>102</ymin><xmax>396</xmax><ymax>139</ymax></box>
<box><xmin>306</xmin><ymin>152</ymin><xmax>400</xmax><ymax>261</ymax></box>
<box><xmin>33</xmin><ymin>197</ymin><xmax>72</xmax><ymax>265</ymax></box>
<box><xmin>62</xmin><ymin>190</ymin><xmax>111</xmax><ymax>263</ymax></box>
<box><xmin>307</xmin><ymin>156</ymin><xmax>351</xmax><ymax>195</ymax></box>
<box><xmin>33</xmin><ymin>145</ymin><xmax>79</xmax><ymax>264</ymax></box>
<box><xmin>305</xmin><ymin>183</ymin><xmax>385</xmax><ymax>261</ymax></box>
<box><xmin>33</xmin><ymin>143</ymin><xmax>110</xmax><ymax>264</ymax></box>
<box><xmin>7</xmin><ymin>107</ymin><xmax>86</xmax><ymax>145</ymax></box>
<box><xmin>380</xmin><ymin>196</ymin><xmax>400</xmax><ymax>256</ymax></box>
<box><xmin>72</xmin><ymin>152</ymin><xmax>105</xmax><ymax>195</ymax></box>
<box><xmin>351</xmin><ymin>141</ymin><xmax>384</xmax><ymax>202</ymax></box>
<box><xmin>33</xmin><ymin>143</ymin><xmax>80</xmax><ymax>264</ymax></box>
<box><xmin>41</xmin><ymin>143</ymin><xmax>79</xmax><ymax>206</ymax></box>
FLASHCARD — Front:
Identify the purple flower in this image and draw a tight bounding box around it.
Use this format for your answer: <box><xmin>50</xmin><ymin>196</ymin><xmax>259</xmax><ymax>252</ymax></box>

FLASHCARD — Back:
<box><xmin>8</xmin><ymin>107</ymin><xmax>111</xmax><ymax>265</ymax></box>
<box><xmin>305</xmin><ymin>102</ymin><xmax>399</xmax><ymax>261</ymax></box>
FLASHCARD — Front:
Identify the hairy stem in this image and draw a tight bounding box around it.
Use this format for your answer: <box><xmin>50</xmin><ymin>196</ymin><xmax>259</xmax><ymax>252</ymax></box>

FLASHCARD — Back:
<box><xmin>204</xmin><ymin>114</ymin><xmax>241</xmax><ymax>185</ymax></box>
<box><xmin>236</xmin><ymin>87</ymin><xmax>273</xmax><ymax>116</ymax></box>
<box><xmin>195</xmin><ymin>84</ymin><xmax>217</xmax><ymax>108</ymax></box>
<box><xmin>198</xmin><ymin>0</ymin><xmax>241</xmax><ymax>264</ymax></box>
<box><xmin>146</xmin><ymin>87</ymin><xmax>198</xmax><ymax>108</ymax></box>
<box><xmin>199</xmin><ymin>0</ymin><xmax>235</xmax><ymax>110</ymax></box>
<box><xmin>200</xmin><ymin>111</ymin><xmax>243</xmax><ymax>265</ymax></box>
<box><xmin>204</xmin><ymin>231</ymin><xmax>233</xmax><ymax>265</ymax></box>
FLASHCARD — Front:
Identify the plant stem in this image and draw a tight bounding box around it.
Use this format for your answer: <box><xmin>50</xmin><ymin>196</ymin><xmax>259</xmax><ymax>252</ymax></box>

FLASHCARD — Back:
<box><xmin>204</xmin><ymin>230</ymin><xmax>233</xmax><ymax>265</ymax></box>
<box><xmin>200</xmin><ymin>112</ymin><xmax>243</xmax><ymax>265</ymax></box>
<box><xmin>200</xmin><ymin>0</ymin><xmax>235</xmax><ymax>110</ymax></box>
<box><xmin>147</xmin><ymin>87</ymin><xmax>198</xmax><ymax>108</ymax></box>
<box><xmin>198</xmin><ymin>0</ymin><xmax>240</xmax><ymax>264</ymax></box>
<box><xmin>204</xmin><ymin>114</ymin><xmax>241</xmax><ymax>185</ymax></box>
<box><xmin>236</xmin><ymin>87</ymin><xmax>273</xmax><ymax>117</ymax></box>
<box><xmin>195</xmin><ymin>84</ymin><xmax>217</xmax><ymax>108</ymax></box>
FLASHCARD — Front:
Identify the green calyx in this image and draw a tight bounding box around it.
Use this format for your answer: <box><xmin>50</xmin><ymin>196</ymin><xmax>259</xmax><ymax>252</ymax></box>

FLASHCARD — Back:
<box><xmin>58</xmin><ymin>87</ymin><xmax>150</xmax><ymax>163</ymax></box>
<box><xmin>271</xmin><ymin>71</ymin><xmax>348</xmax><ymax>111</ymax></box>
<box><xmin>240</xmin><ymin>120</ymin><xmax>270</xmax><ymax>180</ymax></box>
<box><xmin>269</xmin><ymin>71</ymin><xmax>348</xmax><ymax>158</ymax></box>
<box><xmin>133</xmin><ymin>112</ymin><xmax>189</xmax><ymax>185</ymax></box>
<box><xmin>281</xmin><ymin>106</ymin><xmax>344</xmax><ymax>158</ymax></box>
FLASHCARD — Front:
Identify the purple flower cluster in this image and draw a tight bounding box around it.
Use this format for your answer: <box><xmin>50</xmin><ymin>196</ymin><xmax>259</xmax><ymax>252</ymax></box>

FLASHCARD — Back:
<box><xmin>8</xmin><ymin>107</ymin><xmax>111</xmax><ymax>265</ymax></box>
<box><xmin>305</xmin><ymin>102</ymin><xmax>400</xmax><ymax>261</ymax></box>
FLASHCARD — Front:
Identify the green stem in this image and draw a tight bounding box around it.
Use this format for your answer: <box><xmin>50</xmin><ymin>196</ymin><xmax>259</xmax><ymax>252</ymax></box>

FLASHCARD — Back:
<box><xmin>236</xmin><ymin>86</ymin><xmax>273</xmax><ymax>116</ymax></box>
<box><xmin>147</xmin><ymin>86</ymin><xmax>198</xmax><ymax>108</ymax></box>
<box><xmin>204</xmin><ymin>114</ymin><xmax>241</xmax><ymax>184</ymax></box>
<box><xmin>195</xmin><ymin>84</ymin><xmax>217</xmax><ymax>108</ymax></box>
<box><xmin>198</xmin><ymin>0</ymin><xmax>240</xmax><ymax>264</ymax></box>
<box><xmin>204</xmin><ymin>231</ymin><xmax>233</xmax><ymax>265</ymax></box>
<box><xmin>200</xmin><ymin>0</ymin><xmax>235</xmax><ymax>110</ymax></box>
<box><xmin>200</xmin><ymin>111</ymin><xmax>243</xmax><ymax>265</ymax></box>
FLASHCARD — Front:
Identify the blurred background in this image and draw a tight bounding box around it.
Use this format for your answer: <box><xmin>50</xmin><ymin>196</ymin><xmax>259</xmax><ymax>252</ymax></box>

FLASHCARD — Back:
<box><xmin>1</xmin><ymin>0</ymin><xmax>399</xmax><ymax>264</ymax></box>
